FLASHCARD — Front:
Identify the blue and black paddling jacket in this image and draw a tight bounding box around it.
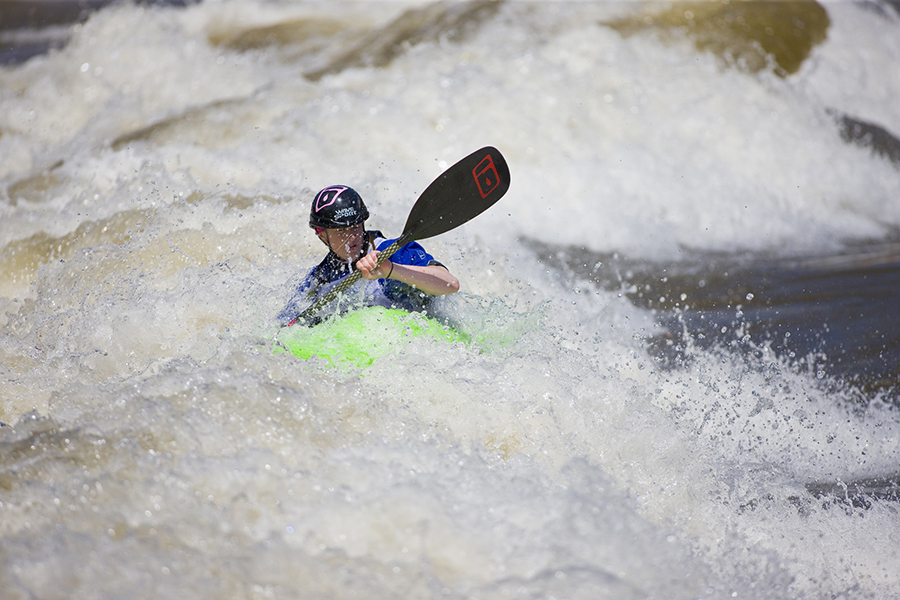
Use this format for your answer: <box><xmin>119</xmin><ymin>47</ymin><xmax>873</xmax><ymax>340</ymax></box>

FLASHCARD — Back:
<box><xmin>277</xmin><ymin>230</ymin><xmax>446</xmax><ymax>327</ymax></box>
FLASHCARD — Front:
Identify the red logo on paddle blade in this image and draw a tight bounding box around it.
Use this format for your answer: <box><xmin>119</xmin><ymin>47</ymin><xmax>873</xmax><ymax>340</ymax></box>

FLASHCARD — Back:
<box><xmin>473</xmin><ymin>155</ymin><xmax>500</xmax><ymax>199</ymax></box>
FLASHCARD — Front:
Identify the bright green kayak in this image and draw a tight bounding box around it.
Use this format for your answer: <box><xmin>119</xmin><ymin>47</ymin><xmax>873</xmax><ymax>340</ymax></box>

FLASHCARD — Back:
<box><xmin>274</xmin><ymin>306</ymin><xmax>467</xmax><ymax>368</ymax></box>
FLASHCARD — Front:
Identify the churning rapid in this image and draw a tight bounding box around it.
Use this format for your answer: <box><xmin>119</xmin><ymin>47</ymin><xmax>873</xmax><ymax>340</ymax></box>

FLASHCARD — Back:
<box><xmin>2</xmin><ymin>1</ymin><xmax>900</xmax><ymax>598</ymax></box>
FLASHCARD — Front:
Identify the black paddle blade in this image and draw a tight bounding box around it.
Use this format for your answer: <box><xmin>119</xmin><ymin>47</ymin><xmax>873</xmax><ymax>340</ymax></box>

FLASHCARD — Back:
<box><xmin>402</xmin><ymin>146</ymin><xmax>510</xmax><ymax>242</ymax></box>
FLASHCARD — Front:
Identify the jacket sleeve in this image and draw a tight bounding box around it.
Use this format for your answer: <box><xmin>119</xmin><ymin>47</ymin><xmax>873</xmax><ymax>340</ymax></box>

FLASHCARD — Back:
<box><xmin>375</xmin><ymin>238</ymin><xmax>437</xmax><ymax>268</ymax></box>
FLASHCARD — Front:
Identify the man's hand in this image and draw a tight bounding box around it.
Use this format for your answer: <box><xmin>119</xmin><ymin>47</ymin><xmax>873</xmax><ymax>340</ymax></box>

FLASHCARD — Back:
<box><xmin>355</xmin><ymin>250</ymin><xmax>392</xmax><ymax>281</ymax></box>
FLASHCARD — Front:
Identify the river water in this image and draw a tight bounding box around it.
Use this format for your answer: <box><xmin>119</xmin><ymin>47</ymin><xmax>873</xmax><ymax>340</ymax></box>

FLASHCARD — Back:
<box><xmin>2</xmin><ymin>1</ymin><xmax>900</xmax><ymax>598</ymax></box>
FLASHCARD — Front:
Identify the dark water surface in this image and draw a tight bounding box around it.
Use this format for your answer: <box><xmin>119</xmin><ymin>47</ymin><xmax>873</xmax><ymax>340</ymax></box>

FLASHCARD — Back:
<box><xmin>532</xmin><ymin>237</ymin><xmax>900</xmax><ymax>405</ymax></box>
<box><xmin>0</xmin><ymin>0</ymin><xmax>195</xmax><ymax>64</ymax></box>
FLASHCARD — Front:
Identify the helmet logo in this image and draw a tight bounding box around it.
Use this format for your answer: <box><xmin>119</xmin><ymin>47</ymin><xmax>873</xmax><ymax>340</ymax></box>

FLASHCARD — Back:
<box><xmin>314</xmin><ymin>186</ymin><xmax>349</xmax><ymax>212</ymax></box>
<box><xmin>472</xmin><ymin>154</ymin><xmax>500</xmax><ymax>199</ymax></box>
<box><xmin>333</xmin><ymin>207</ymin><xmax>357</xmax><ymax>220</ymax></box>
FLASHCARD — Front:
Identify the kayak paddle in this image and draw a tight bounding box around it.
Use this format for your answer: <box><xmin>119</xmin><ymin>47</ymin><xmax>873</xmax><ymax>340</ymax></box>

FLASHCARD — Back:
<box><xmin>292</xmin><ymin>146</ymin><xmax>510</xmax><ymax>324</ymax></box>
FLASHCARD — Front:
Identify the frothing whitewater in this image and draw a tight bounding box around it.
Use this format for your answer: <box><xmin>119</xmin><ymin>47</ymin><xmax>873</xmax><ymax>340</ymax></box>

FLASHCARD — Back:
<box><xmin>2</xmin><ymin>1</ymin><xmax>900</xmax><ymax>598</ymax></box>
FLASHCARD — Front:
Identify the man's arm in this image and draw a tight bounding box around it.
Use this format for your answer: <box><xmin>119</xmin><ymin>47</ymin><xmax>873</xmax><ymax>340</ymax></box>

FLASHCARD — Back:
<box><xmin>355</xmin><ymin>250</ymin><xmax>459</xmax><ymax>296</ymax></box>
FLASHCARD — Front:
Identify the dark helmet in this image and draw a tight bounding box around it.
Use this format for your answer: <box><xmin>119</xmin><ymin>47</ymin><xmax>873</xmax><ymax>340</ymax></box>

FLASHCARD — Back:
<box><xmin>309</xmin><ymin>185</ymin><xmax>369</xmax><ymax>229</ymax></box>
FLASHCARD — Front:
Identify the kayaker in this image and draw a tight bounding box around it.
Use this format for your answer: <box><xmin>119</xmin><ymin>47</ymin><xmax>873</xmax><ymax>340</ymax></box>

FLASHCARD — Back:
<box><xmin>278</xmin><ymin>185</ymin><xmax>459</xmax><ymax>326</ymax></box>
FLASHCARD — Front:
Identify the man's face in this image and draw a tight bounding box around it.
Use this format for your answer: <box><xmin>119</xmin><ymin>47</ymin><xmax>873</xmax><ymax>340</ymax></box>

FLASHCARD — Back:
<box><xmin>318</xmin><ymin>223</ymin><xmax>365</xmax><ymax>262</ymax></box>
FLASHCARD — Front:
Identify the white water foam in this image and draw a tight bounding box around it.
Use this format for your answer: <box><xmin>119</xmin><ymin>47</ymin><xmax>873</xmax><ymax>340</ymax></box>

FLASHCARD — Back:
<box><xmin>2</xmin><ymin>2</ymin><xmax>900</xmax><ymax>598</ymax></box>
